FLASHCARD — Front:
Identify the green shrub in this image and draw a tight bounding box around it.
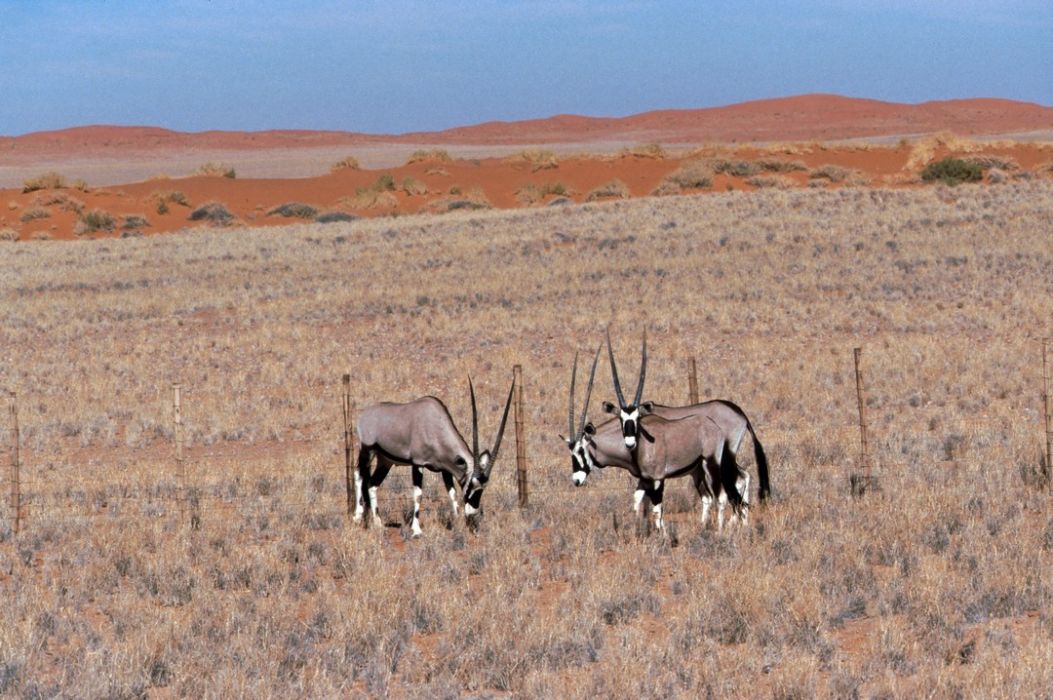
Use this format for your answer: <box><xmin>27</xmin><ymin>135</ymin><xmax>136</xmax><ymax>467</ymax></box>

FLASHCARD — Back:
<box><xmin>921</xmin><ymin>158</ymin><xmax>984</xmax><ymax>186</ymax></box>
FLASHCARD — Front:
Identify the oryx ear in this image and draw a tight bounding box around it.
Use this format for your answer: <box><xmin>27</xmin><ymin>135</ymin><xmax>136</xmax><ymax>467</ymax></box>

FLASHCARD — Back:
<box><xmin>641</xmin><ymin>401</ymin><xmax>655</xmax><ymax>414</ymax></box>
<box><xmin>602</xmin><ymin>401</ymin><xmax>616</xmax><ymax>414</ymax></box>
<box><xmin>583</xmin><ymin>422</ymin><xmax>596</xmax><ymax>436</ymax></box>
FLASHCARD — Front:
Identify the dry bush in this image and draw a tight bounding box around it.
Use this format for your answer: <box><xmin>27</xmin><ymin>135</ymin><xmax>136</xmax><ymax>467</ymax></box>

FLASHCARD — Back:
<box><xmin>187</xmin><ymin>202</ymin><xmax>235</xmax><ymax>226</ymax></box>
<box><xmin>711</xmin><ymin>159</ymin><xmax>761</xmax><ymax>177</ymax></box>
<box><xmin>22</xmin><ymin>171</ymin><xmax>66</xmax><ymax>193</ymax></box>
<box><xmin>757</xmin><ymin>158</ymin><xmax>807</xmax><ymax>173</ymax></box>
<box><xmin>658</xmin><ymin>161</ymin><xmax>713</xmax><ymax>192</ymax></box>
<box><xmin>586</xmin><ymin>179</ymin><xmax>630</xmax><ymax>201</ymax></box>
<box><xmin>73</xmin><ymin>209</ymin><xmax>116</xmax><ymax>236</ymax></box>
<box><xmin>0</xmin><ymin>227</ymin><xmax>18</xmax><ymax>242</ymax></box>
<box><xmin>406</xmin><ymin>149</ymin><xmax>452</xmax><ymax>165</ymax></box>
<box><xmin>19</xmin><ymin>207</ymin><xmax>50</xmax><ymax>222</ymax></box>
<box><xmin>810</xmin><ymin>164</ymin><xmax>869</xmax><ymax>185</ymax></box>
<box><xmin>505</xmin><ymin>150</ymin><xmax>559</xmax><ymax>171</ymax></box>
<box><xmin>621</xmin><ymin>143</ymin><xmax>665</xmax><ymax>159</ymax></box>
<box><xmin>195</xmin><ymin>162</ymin><xmax>237</xmax><ymax>178</ymax></box>
<box><xmin>330</xmin><ymin>155</ymin><xmax>360</xmax><ymax>172</ymax></box>
<box><xmin>267</xmin><ymin>203</ymin><xmax>318</xmax><ymax>219</ymax></box>
<box><xmin>515</xmin><ymin>182</ymin><xmax>569</xmax><ymax>205</ymax></box>
<box><xmin>402</xmin><ymin>177</ymin><xmax>428</xmax><ymax>196</ymax></box>
<box><xmin>747</xmin><ymin>174</ymin><xmax>794</xmax><ymax>189</ymax></box>
<box><xmin>314</xmin><ymin>211</ymin><xmax>358</xmax><ymax>224</ymax></box>
<box><xmin>121</xmin><ymin>215</ymin><xmax>150</xmax><ymax>231</ymax></box>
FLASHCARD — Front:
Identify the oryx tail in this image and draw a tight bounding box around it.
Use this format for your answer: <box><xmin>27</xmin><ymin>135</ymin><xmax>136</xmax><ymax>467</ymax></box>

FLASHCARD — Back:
<box><xmin>712</xmin><ymin>399</ymin><xmax>770</xmax><ymax>501</ymax></box>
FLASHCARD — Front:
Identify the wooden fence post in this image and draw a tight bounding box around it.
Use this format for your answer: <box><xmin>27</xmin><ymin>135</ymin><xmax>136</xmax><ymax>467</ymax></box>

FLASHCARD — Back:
<box><xmin>342</xmin><ymin>374</ymin><xmax>354</xmax><ymax>519</ymax></box>
<box><xmin>687</xmin><ymin>357</ymin><xmax>699</xmax><ymax>405</ymax></box>
<box><xmin>9</xmin><ymin>393</ymin><xmax>21</xmax><ymax>535</ymax></box>
<box><xmin>851</xmin><ymin>348</ymin><xmax>876</xmax><ymax>496</ymax></box>
<box><xmin>172</xmin><ymin>384</ymin><xmax>188</xmax><ymax>527</ymax></box>
<box><xmin>513</xmin><ymin>364</ymin><xmax>528</xmax><ymax>508</ymax></box>
<box><xmin>1043</xmin><ymin>340</ymin><xmax>1052</xmax><ymax>484</ymax></box>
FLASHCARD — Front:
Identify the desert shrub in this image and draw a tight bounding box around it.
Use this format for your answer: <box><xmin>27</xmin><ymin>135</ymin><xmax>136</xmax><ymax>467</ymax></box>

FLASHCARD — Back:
<box><xmin>712</xmin><ymin>159</ymin><xmax>761</xmax><ymax>177</ymax></box>
<box><xmin>330</xmin><ymin>155</ymin><xmax>360</xmax><ymax>172</ymax></box>
<box><xmin>122</xmin><ymin>215</ymin><xmax>150</xmax><ymax>230</ymax></box>
<box><xmin>22</xmin><ymin>172</ymin><xmax>66</xmax><ymax>193</ymax></box>
<box><xmin>195</xmin><ymin>162</ymin><xmax>237</xmax><ymax>178</ymax></box>
<box><xmin>188</xmin><ymin>202</ymin><xmax>235</xmax><ymax>225</ymax></box>
<box><xmin>268</xmin><ymin>203</ymin><xmax>318</xmax><ymax>219</ymax></box>
<box><xmin>19</xmin><ymin>207</ymin><xmax>50</xmax><ymax>222</ymax></box>
<box><xmin>0</xmin><ymin>227</ymin><xmax>18</xmax><ymax>242</ymax></box>
<box><xmin>515</xmin><ymin>182</ymin><xmax>569</xmax><ymax>205</ymax></box>
<box><xmin>921</xmin><ymin>158</ymin><xmax>984</xmax><ymax>186</ymax></box>
<box><xmin>661</xmin><ymin>161</ymin><xmax>713</xmax><ymax>190</ymax></box>
<box><xmin>71</xmin><ymin>179</ymin><xmax>90</xmax><ymax>192</ymax></box>
<box><xmin>314</xmin><ymin>212</ymin><xmax>358</xmax><ymax>224</ymax></box>
<box><xmin>747</xmin><ymin>174</ymin><xmax>794</xmax><ymax>189</ymax></box>
<box><xmin>30</xmin><ymin>231</ymin><xmax>51</xmax><ymax>240</ymax></box>
<box><xmin>622</xmin><ymin>143</ymin><xmax>665</xmax><ymax>159</ymax></box>
<box><xmin>506</xmin><ymin>150</ymin><xmax>559</xmax><ymax>171</ymax></box>
<box><xmin>74</xmin><ymin>209</ymin><xmax>116</xmax><ymax>236</ymax></box>
<box><xmin>406</xmin><ymin>149</ymin><xmax>452</xmax><ymax>165</ymax></box>
<box><xmin>152</xmin><ymin>191</ymin><xmax>189</xmax><ymax>215</ymax></box>
<box><xmin>586</xmin><ymin>179</ymin><xmax>630</xmax><ymax>201</ymax></box>
<box><xmin>810</xmin><ymin>164</ymin><xmax>865</xmax><ymax>183</ymax></box>
<box><xmin>758</xmin><ymin>158</ymin><xmax>807</xmax><ymax>172</ymax></box>
<box><xmin>965</xmin><ymin>155</ymin><xmax>1018</xmax><ymax>171</ymax></box>
<box><xmin>401</xmin><ymin>177</ymin><xmax>428</xmax><ymax>196</ymax></box>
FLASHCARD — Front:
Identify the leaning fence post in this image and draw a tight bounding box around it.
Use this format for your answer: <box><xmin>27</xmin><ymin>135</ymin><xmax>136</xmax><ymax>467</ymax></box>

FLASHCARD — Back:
<box><xmin>9</xmin><ymin>392</ymin><xmax>22</xmax><ymax>535</ymax></box>
<box><xmin>851</xmin><ymin>348</ymin><xmax>876</xmax><ymax>496</ymax></box>
<box><xmin>1043</xmin><ymin>340</ymin><xmax>1052</xmax><ymax>484</ymax></box>
<box><xmin>513</xmin><ymin>364</ymin><xmax>528</xmax><ymax>508</ymax></box>
<box><xmin>342</xmin><ymin>374</ymin><xmax>355</xmax><ymax>519</ymax></box>
<box><xmin>687</xmin><ymin>357</ymin><xmax>699</xmax><ymax>405</ymax></box>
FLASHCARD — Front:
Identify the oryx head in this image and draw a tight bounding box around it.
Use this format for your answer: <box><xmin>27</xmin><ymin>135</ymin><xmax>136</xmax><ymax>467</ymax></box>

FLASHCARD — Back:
<box><xmin>602</xmin><ymin>328</ymin><xmax>651</xmax><ymax>450</ymax></box>
<box><xmin>463</xmin><ymin>374</ymin><xmax>515</xmax><ymax>522</ymax></box>
<box><xmin>561</xmin><ymin>346</ymin><xmax>600</xmax><ymax>486</ymax></box>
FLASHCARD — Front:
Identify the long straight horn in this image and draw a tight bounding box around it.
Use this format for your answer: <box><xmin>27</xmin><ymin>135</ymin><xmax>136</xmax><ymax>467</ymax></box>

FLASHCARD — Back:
<box><xmin>489</xmin><ymin>377</ymin><xmax>516</xmax><ymax>466</ymax></box>
<box><xmin>633</xmin><ymin>329</ymin><xmax>648</xmax><ymax>407</ymax></box>
<box><xmin>578</xmin><ymin>345</ymin><xmax>601</xmax><ymax>437</ymax></box>
<box><xmin>469</xmin><ymin>375</ymin><xmax>479</xmax><ymax>461</ymax></box>
<box><xmin>568</xmin><ymin>351</ymin><xmax>579</xmax><ymax>439</ymax></box>
<box><xmin>606</xmin><ymin>327</ymin><xmax>627</xmax><ymax>408</ymax></box>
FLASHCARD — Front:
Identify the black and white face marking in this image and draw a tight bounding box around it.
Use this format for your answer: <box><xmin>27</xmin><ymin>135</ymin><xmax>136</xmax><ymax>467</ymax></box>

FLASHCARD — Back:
<box><xmin>463</xmin><ymin>451</ymin><xmax>491</xmax><ymax>517</ymax></box>
<box><xmin>569</xmin><ymin>436</ymin><xmax>596</xmax><ymax>486</ymax></box>
<box><xmin>619</xmin><ymin>406</ymin><xmax>641</xmax><ymax>449</ymax></box>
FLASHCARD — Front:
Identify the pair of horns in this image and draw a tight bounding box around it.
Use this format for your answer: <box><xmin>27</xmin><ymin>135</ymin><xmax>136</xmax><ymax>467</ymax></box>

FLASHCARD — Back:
<box><xmin>568</xmin><ymin>346</ymin><xmax>601</xmax><ymax>440</ymax></box>
<box><xmin>607</xmin><ymin>328</ymin><xmax>647</xmax><ymax>409</ymax></box>
<box><xmin>469</xmin><ymin>375</ymin><xmax>515</xmax><ymax>465</ymax></box>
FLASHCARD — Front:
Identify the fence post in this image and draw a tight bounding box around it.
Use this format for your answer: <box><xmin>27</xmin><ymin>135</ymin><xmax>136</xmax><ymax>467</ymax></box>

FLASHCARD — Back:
<box><xmin>1043</xmin><ymin>340</ymin><xmax>1052</xmax><ymax>484</ymax></box>
<box><xmin>513</xmin><ymin>364</ymin><xmax>528</xmax><ymax>508</ymax></box>
<box><xmin>9</xmin><ymin>393</ymin><xmax>21</xmax><ymax>535</ymax></box>
<box><xmin>342</xmin><ymin>374</ymin><xmax>354</xmax><ymax>519</ymax></box>
<box><xmin>687</xmin><ymin>357</ymin><xmax>699</xmax><ymax>405</ymax></box>
<box><xmin>172</xmin><ymin>384</ymin><xmax>188</xmax><ymax>527</ymax></box>
<box><xmin>851</xmin><ymin>348</ymin><xmax>875</xmax><ymax>496</ymax></box>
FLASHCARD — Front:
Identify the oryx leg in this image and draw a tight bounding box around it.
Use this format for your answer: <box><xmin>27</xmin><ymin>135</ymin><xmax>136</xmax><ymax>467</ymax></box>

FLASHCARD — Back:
<box><xmin>632</xmin><ymin>479</ymin><xmax>646</xmax><ymax>514</ymax></box>
<box><xmin>735</xmin><ymin>469</ymin><xmax>751</xmax><ymax>526</ymax></box>
<box><xmin>410</xmin><ymin>466</ymin><xmax>424</xmax><ymax>537</ymax></box>
<box><xmin>442</xmin><ymin>471</ymin><xmax>459</xmax><ymax>518</ymax></box>
<box><xmin>354</xmin><ymin>446</ymin><xmax>373</xmax><ymax>524</ymax></box>
<box><xmin>368</xmin><ymin>457</ymin><xmax>393</xmax><ymax>523</ymax></box>
<box><xmin>691</xmin><ymin>465</ymin><xmax>715</xmax><ymax>529</ymax></box>
<box><xmin>650</xmin><ymin>479</ymin><xmax>665</xmax><ymax>533</ymax></box>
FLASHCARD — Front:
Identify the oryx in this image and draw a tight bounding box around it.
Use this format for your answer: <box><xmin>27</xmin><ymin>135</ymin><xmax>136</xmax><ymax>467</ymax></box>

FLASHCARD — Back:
<box><xmin>355</xmin><ymin>375</ymin><xmax>514</xmax><ymax>535</ymax></box>
<box><xmin>563</xmin><ymin>348</ymin><xmax>738</xmax><ymax>531</ymax></box>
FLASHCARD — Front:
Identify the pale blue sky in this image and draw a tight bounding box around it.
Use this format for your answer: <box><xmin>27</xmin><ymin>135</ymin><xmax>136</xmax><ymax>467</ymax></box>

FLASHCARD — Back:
<box><xmin>0</xmin><ymin>0</ymin><xmax>1049</xmax><ymax>136</ymax></box>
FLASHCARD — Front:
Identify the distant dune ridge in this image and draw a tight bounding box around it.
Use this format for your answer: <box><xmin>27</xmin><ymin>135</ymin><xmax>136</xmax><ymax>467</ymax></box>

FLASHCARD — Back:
<box><xmin>3</xmin><ymin>94</ymin><xmax>1052</xmax><ymax>156</ymax></box>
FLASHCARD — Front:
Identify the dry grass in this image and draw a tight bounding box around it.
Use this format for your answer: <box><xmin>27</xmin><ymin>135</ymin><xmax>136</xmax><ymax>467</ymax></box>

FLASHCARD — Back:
<box><xmin>194</xmin><ymin>162</ymin><xmax>237</xmax><ymax>178</ymax></box>
<box><xmin>585</xmin><ymin>179</ymin><xmax>630</xmax><ymax>201</ymax></box>
<box><xmin>406</xmin><ymin>149</ymin><xmax>453</xmax><ymax>165</ymax></box>
<box><xmin>621</xmin><ymin>143</ymin><xmax>666</xmax><ymax>159</ymax></box>
<box><xmin>18</xmin><ymin>207</ymin><xmax>50</xmax><ymax>222</ymax></box>
<box><xmin>21</xmin><ymin>172</ymin><xmax>66</xmax><ymax>193</ymax></box>
<box><xmin>505</xmin><ymin>150</ymin><xmax>559</xmax><ymax>171</ymax></box>
<box><xmin>0</xmin><ymin>227</ymin><xmax>18</xmax><ymax>242</ymax></box>
<box><xmin>1</xmin><ymin>183</ymin><xmax>1052</xmax><ymax>696</ymax></box>
<box><xmin>330</xmin><ymin>155</ymin><xmax>360</xmax><ymax>172</ymax></box>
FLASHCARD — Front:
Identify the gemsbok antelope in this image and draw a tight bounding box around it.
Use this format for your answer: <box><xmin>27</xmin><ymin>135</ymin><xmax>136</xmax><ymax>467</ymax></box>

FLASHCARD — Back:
<box><xmin>564</xmin><ymin>349</ymin><xmax>742</xmax><ymax>531</ymax></box>
<box><xmin>355</xmin><ymin>375</ymin><xmax>514</xmax><ymax>535</ymax></box>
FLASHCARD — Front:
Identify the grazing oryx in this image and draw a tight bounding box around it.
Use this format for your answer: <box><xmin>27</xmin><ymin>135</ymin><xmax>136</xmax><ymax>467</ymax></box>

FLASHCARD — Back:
<box><xmin>564</xmin><ymin>350</ymin><xmax>741</xmax><ymax>530</ymax></box>
<box><xmin>355</xmin><ymin>376</ymin><xmax>514</xmax><ymax>535</ymax></box>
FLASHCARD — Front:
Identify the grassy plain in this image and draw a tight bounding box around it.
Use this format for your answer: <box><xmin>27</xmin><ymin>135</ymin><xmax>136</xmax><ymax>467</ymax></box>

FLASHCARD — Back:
<box><xmin>1</xmin><ymin>181</ymin><xmax>1053</xmax><ymax>696</ymax></box>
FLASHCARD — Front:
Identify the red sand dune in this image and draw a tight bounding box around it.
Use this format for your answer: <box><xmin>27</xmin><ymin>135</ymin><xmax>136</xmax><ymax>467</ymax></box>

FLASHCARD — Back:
<box><xmin>3</xmin><ymin>95</ymin><xmax>1052</xmax><ymax>157</ymax></box>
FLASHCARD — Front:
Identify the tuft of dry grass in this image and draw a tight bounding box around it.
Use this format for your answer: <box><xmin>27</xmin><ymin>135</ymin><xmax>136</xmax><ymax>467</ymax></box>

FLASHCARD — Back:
<box><xmin>0</xmin><ymin>227</ymin><xmax>18</xmax><ymax>241</ymax></box>
<box><xmin>330</xmin><ymin>155</ymin><xmax>360</xmax><ymax>172</ymax></box>
<box><xmin>19</xmin><ymin>207</ymin><xmax>50</xmax><ymax>222</ymax></box>
<box><xmin>514</xmin><ymin>182</ymin><xmax>569</xmax><ymax>205</ymax></box>
<box><xmin>809</xmin><ymin>164</ymin><xmax>869</xmax><ymax>185</ymax></box>
<box><xmin>22</xmin><ymin>171</ymin><xmax>66</xmax><ymax>193</ymax></box>
<box><xmin>658</xmin><ymin>161</ymin><xmax>714</xmax><ymax>192</ymax></box>
<box><xmin>73</xmin><ymin>209</ymin><xmax>116</xmax><ymax>236</ymax></box>
<box><xmin>621</xmin><ymin>143</ymin><xmax>666</xmax><ymax>159</ymax></box>
<box><xmin>188</xmin><ymin>202</ymin><xmax>235</xmax><ymax>226</ymax></box>
<box><xmin>406</xmin><ymin>149</ymin><xmax>453</xmax><ymax>165</ymax></box>
<box><xmin>747</xmin><ymin>174</ymin><xmax>794</xmax><ymax>189</ymax></box>
<box><xmin>505</xmin><ymin>150</ymin><xmax>559</xmax><ymax>171</ymax></box>
<box><xmin>401</xmin><ymin>177</ymin><xmax>428</xmax><ymax>196</ymax></box>
<box><xmin>586</xmin><ymin>179</ymin><xmax>630</xmax><ymax>201</ymax></box>
<box><xmin>195</xmin><ymin>162</ymin><xmax>237</xmax><ymax>178</ymax></box>
<box><xmin>267</xmin><ymin>202</ymin><xmax>318</xmax><ymax>219</ymax></box>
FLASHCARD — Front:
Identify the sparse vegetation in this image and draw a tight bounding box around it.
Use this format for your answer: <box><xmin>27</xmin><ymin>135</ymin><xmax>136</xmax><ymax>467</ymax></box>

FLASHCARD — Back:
<box><xmin>19</xmin><ymin>207</ymin><xmax>50</xmax><ymax>222</ymax></box>
<box><xmin>267</xmin><ymin>202</ymin><xmax>319</xmax><ymax>219</ymax></box>
<box><xmin>809</xmin><ymin>164</ymin><xmax>868</xmax><ymax>185</ymax></box>
<box><xmin>585</xmin><ymin>179</ymin><xmax>631</xmax><ymax>201</ymax></box>
<box><xmin>195</xmin><ymin>162</ymin><xmax>237</xmax><ymax>178</ymax></box>
<box><xmin>406</xmin><ymin>149</ymin><xmax>452</xmax><ymax>165</ymax></box>
<box><xmin>515</xmin><ymin>181</ymin><xmax>569</xmax><ymax>205</ymax></box>
<box><xmin>188</xmin><ymin>202</ymin><xmax>235</xmax><ymax>225</ymax></box>
<box><xmin>401</xmin><ymin>177</ymin><xmax>428</xmax><ymax>196</ymax></box>
<box><xmin>22</xmin><ymin>171</ymin><xmax>66</xmax><ymax>193</ymax></box>
<box><xmin>0</xmin><ymin>227</ymin><xmax>18</xmax><ymax>241</ymax></box>
<box><xmin>921</xmin><ymin>157</ymin><xmax>984</xmax><ymax>186</ymax></box>
<box><xmin>152</xmin><ymin>190</ymin><xmax>190</xmax><ymax>215</ymax></box>
<box><xmin>122</xmin><ymin>214</ymin><xmax>151</xmax><ymax>230</ymax></box>
<box><xmin>621</xmin><ymin>143</ymin><xmax>666</xmax><ymax>159</ymax></box>
<box><xmin>659</xmin><ymin>161</ymin><xmax>714</xmax><ymax>191</ymax></box>
<box><xmin>746</xmin><ymin>174</ymin><xmax>794</xmax><ymax>188</ymax></box>
<box><xmin>505</xmin><ymin>150</ymin><xmax>559</xmax><ymax>171</ymax></box>
<box><xmin>314</xmin><ymin>211</ymin><xmax>358</xmax><ymax>224</ymax></box>
<box><xmin>73</xmin><ymin>209</ymin><xmax>116</xmax><ymax>236</ymax></box>
<box><xmin>330</xmin><ymin>155</ymin><xmax>360</xmax><ymax>172</ymax></box>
